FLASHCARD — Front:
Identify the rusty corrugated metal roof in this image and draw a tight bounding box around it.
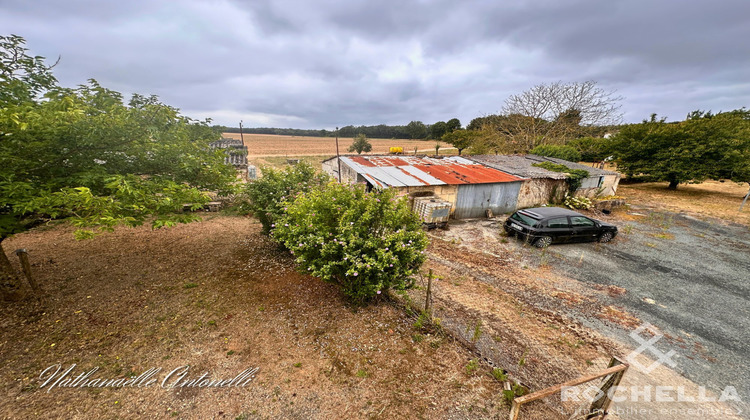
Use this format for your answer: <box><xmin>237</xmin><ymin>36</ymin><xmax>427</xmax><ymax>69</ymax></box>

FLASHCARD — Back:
<box><xmin>341</xmin><ymin>155</ymin><xmax>523</xmax><ymax>187</ymax></box>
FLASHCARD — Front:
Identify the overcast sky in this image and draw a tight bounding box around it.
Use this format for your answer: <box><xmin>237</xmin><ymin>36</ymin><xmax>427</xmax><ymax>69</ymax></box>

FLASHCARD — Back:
<box><xmin>2</xmin><ymin>0</ymin><xmax>749</xmax><ymax>129</ymax></box>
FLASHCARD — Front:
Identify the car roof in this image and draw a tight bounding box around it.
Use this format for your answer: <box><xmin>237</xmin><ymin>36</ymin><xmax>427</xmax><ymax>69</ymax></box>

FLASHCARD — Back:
<box><xmin>517</xmin><ymin>207</ymin><xmax>584</xmax><ymax>219</ymax></box>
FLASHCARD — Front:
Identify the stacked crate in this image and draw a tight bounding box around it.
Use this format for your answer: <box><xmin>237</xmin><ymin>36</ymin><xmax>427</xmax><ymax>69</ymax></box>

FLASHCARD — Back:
<box><xmin>413</xmin><ymin>197</ymin><xmax>452</xmax><ymax>229</ymax></box>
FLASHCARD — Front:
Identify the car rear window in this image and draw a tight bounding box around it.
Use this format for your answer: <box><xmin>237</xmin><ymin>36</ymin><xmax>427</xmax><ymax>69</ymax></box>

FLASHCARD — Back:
<box><xmin>511</xmin><ymin>212</ymin><xmax>539</xmax><ymax>227</ymax></box>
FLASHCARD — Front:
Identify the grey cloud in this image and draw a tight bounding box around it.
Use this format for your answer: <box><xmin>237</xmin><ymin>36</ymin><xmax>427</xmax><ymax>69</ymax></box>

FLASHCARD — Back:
<box><xmin>0</xmin><ymin>0</ymin><xmax>748</xmax><ymax>128</ymax></box>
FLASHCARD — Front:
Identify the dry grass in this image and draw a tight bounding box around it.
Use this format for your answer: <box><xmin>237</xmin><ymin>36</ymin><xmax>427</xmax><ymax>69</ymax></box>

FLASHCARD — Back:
<box><xmin>223</xmin><ymin>133</ymin><xmax>456</xmax><ymax>157</ymax></box>
<box><xmin>618</xmin><ymin>180</ymin><xmax>750</xmax><ymax>226</ymax></box>
<box><xmin>0</xmin><ymin>216</ymin><xmax>507</xmax><ymax>419</ymax></box>
<box><xmin>247</xmin><ymin>155</ymin><xmax>331</xmax><ymax>174</ymax></box>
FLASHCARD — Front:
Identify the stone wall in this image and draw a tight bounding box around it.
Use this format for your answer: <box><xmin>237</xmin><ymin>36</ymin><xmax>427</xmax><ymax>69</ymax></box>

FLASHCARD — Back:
<box><xmin>516</xmin><ymin>179</ymin><xmax>568</xmax><ymax>208</ymax></box>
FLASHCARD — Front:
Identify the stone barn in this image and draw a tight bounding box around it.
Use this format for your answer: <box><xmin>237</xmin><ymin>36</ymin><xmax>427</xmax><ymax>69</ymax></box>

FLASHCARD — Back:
<box><xmin>468</xmin><ymin>155</ymin><xmax>621</xmax><ymax>208</ymax></box>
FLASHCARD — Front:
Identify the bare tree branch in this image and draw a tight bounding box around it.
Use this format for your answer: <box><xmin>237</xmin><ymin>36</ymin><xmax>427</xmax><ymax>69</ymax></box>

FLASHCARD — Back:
<box><xmin>496</xmin><ymin>81</ymin><xmax>623</xmax><ymax>151</ymax></box>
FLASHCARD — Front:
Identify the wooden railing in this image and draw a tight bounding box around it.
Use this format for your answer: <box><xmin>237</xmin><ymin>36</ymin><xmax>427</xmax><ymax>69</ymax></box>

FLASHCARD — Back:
<box><xmin>509</xmin><ymin>358</ymin><xmax>628</xmax><ymax>420</ymax></box>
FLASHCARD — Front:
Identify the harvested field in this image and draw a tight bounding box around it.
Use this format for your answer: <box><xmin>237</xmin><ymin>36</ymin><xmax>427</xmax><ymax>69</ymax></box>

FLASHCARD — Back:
<box><xmin>222</xmin><ymin>133</ymin><xmax>455</xmax><ymax>157</ymax></box>
<box><xmin>1</xmin><ymin>216</ymin><xmax>510</xmax><ymax>419</ymax></box>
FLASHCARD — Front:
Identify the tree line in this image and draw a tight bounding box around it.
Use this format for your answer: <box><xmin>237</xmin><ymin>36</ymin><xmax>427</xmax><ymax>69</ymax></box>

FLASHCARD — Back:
<box><xmin>214</xmin><ymin>118</ymin><xmax>462</xmax><ymax>140</ymax></box>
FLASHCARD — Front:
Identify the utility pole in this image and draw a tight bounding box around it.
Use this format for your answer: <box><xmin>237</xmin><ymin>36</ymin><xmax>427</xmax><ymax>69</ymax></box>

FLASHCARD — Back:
<box><xmin>239</xmin><ymin>120</ymin><xmax>245</xmax><ymax>147</ymax></box>
<box><xmin>335</xmin><ymin>126</ymin><xmax>342</xmax><ymax>183</ymax></box>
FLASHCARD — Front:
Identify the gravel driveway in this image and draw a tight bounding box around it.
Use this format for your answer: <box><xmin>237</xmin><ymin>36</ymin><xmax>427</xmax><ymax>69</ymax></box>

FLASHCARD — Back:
<box><xmin>537</xmin><ymin>207</ymin><xmax>750</xmax><ymax>417</ymax></box>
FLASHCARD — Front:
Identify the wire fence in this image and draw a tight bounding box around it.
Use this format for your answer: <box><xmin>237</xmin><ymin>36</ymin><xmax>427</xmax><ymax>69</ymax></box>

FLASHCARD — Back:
<box><xmin>395</xmin><ymin>269</ymin><xmax>628</xmax><ymax>419</ymax></box>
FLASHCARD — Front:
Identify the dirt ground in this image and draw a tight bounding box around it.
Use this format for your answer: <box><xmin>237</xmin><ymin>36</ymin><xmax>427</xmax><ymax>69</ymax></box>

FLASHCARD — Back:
<box><xmin>1</xmin><ymin>216</ymin><xmax>513</xmax><ymax>419</ymax></box>
<box><xmin>3</xmin><ymin>177</ymin><xmax>746</xmax><ymax>419</ymax></box>
<box><xmin>618</xmin><ymin>180</ymin><xmax>750</xmax><ymax>227</ymax></box>
<box><xmin>223</xmin><ymin>133</ymin><xmax>449</xmax><ymax>157</ymax></box>
<box><xmin>430</xmin><ymin>210</ymin><xmax>747</xmax><ymax>419</ymax></box>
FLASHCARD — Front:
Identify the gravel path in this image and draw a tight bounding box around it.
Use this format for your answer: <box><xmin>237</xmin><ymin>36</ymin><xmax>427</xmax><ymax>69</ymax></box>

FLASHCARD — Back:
<box><xmin>541</xmin><ymin>208</ymin><xmax>750</xmax><ymax>418</ymax></box>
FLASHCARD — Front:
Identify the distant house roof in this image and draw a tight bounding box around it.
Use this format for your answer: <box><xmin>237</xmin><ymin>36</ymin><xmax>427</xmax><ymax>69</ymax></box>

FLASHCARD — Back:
<box><xmin>225</xmin><ymin>154</ymin><xmax>248</xmax><ymax>167</ymax></box>
<box><xmin>210</xmin><ymin>138</ymin><xmax>247</xmax><ymax>167</ymax></box>
<box><xmin>328</xmin><ymin>155</ymin><xmax>523</xmax><ymax>188</ymax></box>
<box><xmin>209</xmin><ymin>138</ymin><xmax>245</xmax><ymax>149</ymax></box>
<box><xmin>468</xmin><ymin>155</ymin><xmax>618</xmax><ymax>179</ymax></box>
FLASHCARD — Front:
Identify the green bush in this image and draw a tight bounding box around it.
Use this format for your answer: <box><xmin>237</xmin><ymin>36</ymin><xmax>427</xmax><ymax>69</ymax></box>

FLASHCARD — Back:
<box><xmin>272</xmin><ymin>183</ymin><xmax>428</xmax><ymax>302</ymax></box>
<box><xmin>243</xmin><ymin>162</ymin><xmax>328</xmax><ymax>233</ymax></box>
<box><xmin>530</xmin><ymin>144</ymin><xmax>582</xmax><ymax>163</ymax></box>
<box><xmin>348</xmin><ymin>133</ymin><xmax>372</xmax><ymax>154</ymax></box>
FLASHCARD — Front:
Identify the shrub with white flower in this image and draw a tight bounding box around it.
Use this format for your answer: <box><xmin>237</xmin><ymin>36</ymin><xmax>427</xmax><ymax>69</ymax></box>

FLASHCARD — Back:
<box><xmin>564</xmin><ymin>194</ymin><xmax>593</xmax><ymax>210</ymax></box>
<box><xmin>243</xmin><ymin>162</ymin><xmax>328</xmax><ymax>233</ymax></box>
<box><xmin>272</xmin><ymin>182</ymin><xmax>428</xmax><ymax>302</ymax></box>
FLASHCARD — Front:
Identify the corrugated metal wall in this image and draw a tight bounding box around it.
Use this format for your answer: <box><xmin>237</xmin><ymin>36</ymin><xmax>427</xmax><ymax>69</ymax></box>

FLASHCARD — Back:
<box><xmin>454</xmin><ymin>182</ymin><xmax>522</xmax><ymax>219</ymax></box>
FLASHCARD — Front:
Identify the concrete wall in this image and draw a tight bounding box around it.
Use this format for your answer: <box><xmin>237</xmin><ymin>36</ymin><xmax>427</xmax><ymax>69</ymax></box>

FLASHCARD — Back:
<box><xmin>322</xmin><ymin>158</ymin><xmax>337</xmax><ymax>179</ymax></box>
<box><xmin>323</xmin><ymin>158</ymin><xmax>350</xmax><ymax>182</ymax></box>
<box><xmin>323</xmin><ymin>158</ymin><xmax>372</xmax><ymax>184</ymax></box>
<box><xmin>575</xmin><ymin>174</ymin><xmax>621</xmax><ymax>198</ymax></box>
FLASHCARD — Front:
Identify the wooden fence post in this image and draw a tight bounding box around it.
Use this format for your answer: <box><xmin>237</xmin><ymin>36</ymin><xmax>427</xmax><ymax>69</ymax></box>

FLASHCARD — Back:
<box><xmin>509</xmin><ymin>400</ymin><xmax>521</xmax><ymax>420</ymax></box>
<box><xmin>424</xmin><ymin>269</ymin><xmax>433</xmax><ymax>315</ymax></box>
<box><xmin>508</xmin><ymin>361</ymin><xmax>628</xmax><ymax>420</ymax></box>
<box><xmin>14</xmin><ymin>249</ymin><xmax>44</xmax><ymax>302</ymax></box>
<box><xmin>586</xmin><ymin>357</ymin><xmax>627</xmax><ymax>419</ymax></box>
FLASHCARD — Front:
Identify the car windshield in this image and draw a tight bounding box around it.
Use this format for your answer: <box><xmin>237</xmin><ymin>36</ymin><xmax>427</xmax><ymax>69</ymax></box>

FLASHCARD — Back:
<box><xmin>511</xmin><ymin>212</ymin><xmax>539</xmax><ymax>227</ymax></box>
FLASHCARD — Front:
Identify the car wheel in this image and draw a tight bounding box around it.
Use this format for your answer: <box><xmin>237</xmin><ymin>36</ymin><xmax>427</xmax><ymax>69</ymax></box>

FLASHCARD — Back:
<box><xmin>599</xmin><ymin>232</ymin><xmax>614</xmax><ymax>243</ymax></box>
<box><xmin>504</xmin><ymin>228</ymin><xmax>515</xmax><ymax>238</ymax></box>
<box><xmin>534</xmin><ymin>236</ymin><xmax>552</xmax><ymax>248</ymax></box>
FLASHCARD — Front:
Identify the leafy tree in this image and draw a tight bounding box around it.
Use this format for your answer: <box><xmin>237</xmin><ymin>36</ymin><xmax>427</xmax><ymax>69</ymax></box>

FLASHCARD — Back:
<box><xmin>0</xmin><ymin>34</ymin><xmax>59</xmax><ymax>106</ymax></box>
<box><xmin>430</xmin><ymin>121</ymin><xmax>448</xmax><ymax>139</ymax></box>
<box><xmin>441</xmin><ymin>130</ymin><xmax>480</xmax><ymax>155</ymax></box>
<box><xmin>530</xmin><ymin>144</ymin><xmax>582</xmax><ymax>162</ymax></box>
<box><xmin>468</xmin><ymin>113</ymin><xmax>545</xmax><ymax>154</ymax></box>
<box><xmin>0</xmin><ymin>35</ymin><xmax>237</xmax><ymax>299</ymax></box>
<box><xmin>462</xmin><ymin>115</ymin><xmax>517</xmax><ymax>155</ymax></box>
<box><xmin>406</xmin><ymin>120</ymin><xmax>428</xmax><ymax>139</ymax></box>
<box><xmin>446</xmin><ymin>118</ymin><xmax>461</xmax><ymax>132</ymax></box>
<box><xmin>612</xmin><ymin>111</ymin><xmax>750</xmax><ymax>190</ymax></box>
<box><xmin>243</xmin><ymin>162</ymin><xmax>328</xmax><ymax>233</ymax></box>
<box><xmin>467</xmin><ymin>115</ymin><xmax>504</xmax><ymax>131</ymax></box>
<box><xmin>348</xmin><ymin>133</ymin><xmax>372</xmax><ymax>154</ymax></box>
<box><xmin>567</xmin><ymin>137</ymin><xmax>613</xmax><ymax>162</ymax></box>
<box><xmin>272</xmin><ymin>183</ymin><xmax>428</xmax><ymax>303</ymax></box>
<box><xmin>712</xmin><ymin>110</ymin><xmax>750</xmax><ymax>209</ymax></box>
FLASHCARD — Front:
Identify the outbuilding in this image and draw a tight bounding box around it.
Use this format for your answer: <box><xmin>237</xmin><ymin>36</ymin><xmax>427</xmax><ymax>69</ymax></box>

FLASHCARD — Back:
<box><xmin>468</xmin><ymin>155</ymin><xmax>621</xmax><ymax>208</ymax></box>
<box><xmin>322</xmin><ymin>155</ymin><xmax>525</xmax><ymax>218</ymax></box>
